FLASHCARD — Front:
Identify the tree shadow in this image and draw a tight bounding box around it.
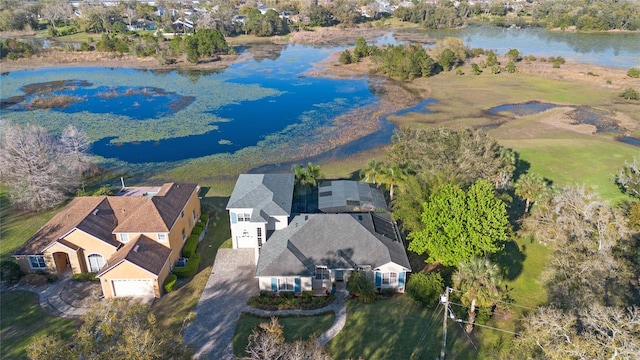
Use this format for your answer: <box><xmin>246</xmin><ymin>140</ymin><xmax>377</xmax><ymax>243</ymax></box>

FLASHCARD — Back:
<box><xmin>495</xmin><ymin>240</ymin><xmax>525</xmax><ymax>281</ymax></box>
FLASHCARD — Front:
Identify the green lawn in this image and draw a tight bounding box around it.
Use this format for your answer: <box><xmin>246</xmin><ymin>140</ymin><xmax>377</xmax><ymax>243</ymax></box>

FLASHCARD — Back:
<box><xmin>326</xmin><ymin>296</ymin><xmax>476</xmax><ymax>359</ymax></box>
<box><xmin>0</xmin><ymin>291</ymin><xmax>79</xmax><ymax>360</ymax></box>
<box><xmin>233</xmin><ymin>313</ymin><xmax>336</xmax><ymax>357</ymax></box>
<box><xmin>151</xmin><ymin>196</ymin><xmax>231</xmax><ymax>332</ymax></box>
<box><xmin>0</xmin><ymin>189</ymin><xmax>58</xmax><ymax>261</ymax></box>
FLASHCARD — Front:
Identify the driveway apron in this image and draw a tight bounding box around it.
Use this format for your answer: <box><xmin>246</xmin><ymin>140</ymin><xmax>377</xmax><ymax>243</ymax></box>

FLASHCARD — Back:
<box><xmin>183</xmin><ymin>248</ymin><xmax>257</xmax><ymax>359</ymax></box>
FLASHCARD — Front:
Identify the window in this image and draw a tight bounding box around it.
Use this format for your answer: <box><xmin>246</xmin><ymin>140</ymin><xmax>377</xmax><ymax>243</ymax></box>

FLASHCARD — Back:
<box><xmin>257</xmin><ymin>228</ymin><xmax>263</xmax><ymax>247</ymax></box>
<box><xmin>120</xmin><ymin>233</ymin><xmax>130</xmax><ymax>243</ymax></box>
<box><xmin>315</xmin><ymin>266</ymin><xmax>329</xmax><ymax>280</ymax></box>
<box><xmin>28</xmin><ymin>255</ymin><xmax>46</xmax><ymax>269</ymax></box>
<box><xmin>382</xmin><ymin>272</ymin><xmax>398</xmax><ymax>285</ymax></box>
<box><xmin>188</xmin><ymin>217</ymin><xmax>192</xmax><ymax>228</ymax></box>
<box><xmin>237</xmin><ymin>213</ymin><xmax>251</xmax><ymax>222</ymax></box>
<box><xmin>157</xmin><ymin>233</ymin><xmax>167</xmax><ymax>242</ymax></box>
<box><xmin>192</xmin><ymin>209</ymin><xmax>197</xmax><ymax>221</ymax></box>
<box><xmin>181</xmin><ymin>210</ymin><xmax>185</xmax><ymax>218</ymax></box>
<box><xmin>278</xmin><ymin>278</ymin><xmax>294</xmax><ymax>291</ymax></box>
<box><xmin>182</xmin><ymin>228</ymin><xmax>187</xmax><ymax>241</ymax></box>
<box><xmin>88</xmin><ymin>254</ymin><xmax>105</xmax><ymax>272</ymax></box>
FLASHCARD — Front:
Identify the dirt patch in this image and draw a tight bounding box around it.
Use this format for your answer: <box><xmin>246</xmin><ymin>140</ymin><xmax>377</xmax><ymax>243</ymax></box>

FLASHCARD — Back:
<box><xmin>537</xmin><ymin>107</ymin><xmax>599</xmax><ymax>135</ymax></box>
<box><xmin>59</xmin><ymin>281</ymin><xmax>102</xmax><ymax>309</ymax></box>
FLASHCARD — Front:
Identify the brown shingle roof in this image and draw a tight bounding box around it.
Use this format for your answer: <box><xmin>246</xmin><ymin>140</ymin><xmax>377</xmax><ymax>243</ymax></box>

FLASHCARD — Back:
<box><xmin>98</xmin><ymin>235</ymin><xmax>172</xmax><ymax>277</ymax></box>
<box><xmin>14</xmin><ymin>197</ymin><xmax>105</xmax><ymax>255</ymax></box>
<box><xmin>14</xmin><ymin>183</ymin><xmax>198</xmax><ymax>256</ymax></box>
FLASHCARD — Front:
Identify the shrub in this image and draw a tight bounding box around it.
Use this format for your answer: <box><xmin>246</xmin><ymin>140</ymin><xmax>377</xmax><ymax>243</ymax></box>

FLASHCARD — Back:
<box><xmin>347</xmin><ymin>271</ymin><xmax>376</xmax><ymax>303</ymax></box>
<box><xmin>173</xmin><ymin>253</ymin><xmax>200</xmax><ymax>278</ymax></box>
<box><xmin>491</xmin><ymin>65</ymin><xmax>501</xmax><ymax>74</ymax></box>
<box><xmin>36</xmin><ymin>271</ymin><xmax>58</xmax><ymax>283</ymax></box>
<box><xmin>200</xmin><ymin>214</ymin><xmax>209</xmax><ymax>223</ymax></box>
<box><xmin>627</xmin><ymin>67</ymin><xmax>640</xmax><ymax>78</ymax></box>
<box><xmin>72</xmin><ymin>272</ymin><xmax>99</xmax><ymax>282</ymax></box>
<box><xmin>339</xmin><ymin>49</ymin><xmax>353</xmax><ymax>64</ymax></box>
<box><xmin>191</xmin><ymin>226</ymin><xmax>203</xmax><ymax>236</ymax></box>
<box><xmin>280</xmin><ymin>291</ymin><xmax>295</xmax><ymax>299</ymax></box>
<box><xmin>620</xmin><ymin>87</ymin><xmax>639</xmax><ymax>100</ymax></box>
<box><xmin>379</xmin><ymin>288</ymin><xmax>396</xmax><ymax>298</ymax></box>
<box><xmin>182</xmin><ymin>235</ymin><xmax>199</xmax><ymax>258</ymax></box>
<box><xmin>505</xmin><ymin>61</ymin><xmax>516</xmax><ymax>73</ymax></box>
<box><xmin>471</xmin><ymin>63</ymin><xmax>482</xmax><ymax>75</ymax></box>
<box><xmin>163</xmin><ymin>274</ymin><xmax>178</xmax><ymax>293</ymax></box>
<box><xmin>247</xmin><ymin>292</ymin><xmax>335</xmax><ymax>310</ymax></box>
<box><xmin>406</xmin><ymin>272</ymin><xmax>444</xmax><ymax>307</ymax></box>
<box><xmin>20</xmin><ymin>273</ymin><xmax>47</xmax><ymax>286</ymax></box>
<box><xmin>259</xmin><ymin>290</ymin><xmax>273</xmax><ymax>297</ymax></box>
<box><xmin>0</xmin><ymin>260</ymin><xmax>22</xmax><ymax>285</ymax></box>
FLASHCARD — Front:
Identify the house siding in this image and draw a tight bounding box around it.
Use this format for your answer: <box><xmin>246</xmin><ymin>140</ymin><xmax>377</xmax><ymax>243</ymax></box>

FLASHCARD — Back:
<box><xmin>166</xmin><ymin>188</ymin><xmax>201</xmax><ymax>265</ymax></box>
<box><xmin>43</xmin><ymin>242</ymin><xmax>84</xmax><ymax>274</ymax></box>
<box><xmin>51</xmin><ymin>229</ymin><xmax>118</xmax><ymax>274</ymax></box>
<box><xmin>259</xmin><ymin>276</ymin><xmax>312</xmax><ymax>294</ymax></box>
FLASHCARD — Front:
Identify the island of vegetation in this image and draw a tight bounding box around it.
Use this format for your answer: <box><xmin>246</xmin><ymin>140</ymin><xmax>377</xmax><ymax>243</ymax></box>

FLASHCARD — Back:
<box><xmin>1</xmin><ymin>0</ymin><xmax>639</xmax><ymax>359</ymax></box>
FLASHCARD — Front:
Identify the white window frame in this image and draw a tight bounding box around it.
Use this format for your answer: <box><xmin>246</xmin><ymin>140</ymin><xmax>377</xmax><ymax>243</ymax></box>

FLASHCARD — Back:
<box><xmin>87</xmin><ymin>253</ymin><xmax>105</xmax><ymax>272</ymax></box>
<box><xmin>28</xmin><ymin>255</ymin><xmax>47</xmax><ymax>269</ymax></box>
<box><xmin>120</xmin><ymin>233</ymin><xmax>130</xmax><ymax>243</ymax></box>
<box><xmin>278</xmin><ymin>278</ymin><xmax>294</xmax><ymax>291</ymax></box>
<box><xmin>382</xmin><ymin>272</ymin><xmax>397</xmax><ymax>285</ymax></box>
<box><xmin>237</xmin><ymin>213</ymin><xmax>251</xmax><ymax>222</ymax></box>
<box><xmin>315</xmin><ymin>266</ymin><xmax>329</xmax><ymax>280</ymax></box>
<box><xmin>157</xmin><ymin>233</ymin><xmax>168</xmax><ymax>242</ymax></box>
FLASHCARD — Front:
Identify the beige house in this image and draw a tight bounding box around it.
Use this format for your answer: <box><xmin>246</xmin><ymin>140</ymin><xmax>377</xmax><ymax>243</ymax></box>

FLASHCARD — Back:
<box><xmin>13</xmin><ymin>183</ymin><xmax>201</xmax><ymax>298</ymax></box>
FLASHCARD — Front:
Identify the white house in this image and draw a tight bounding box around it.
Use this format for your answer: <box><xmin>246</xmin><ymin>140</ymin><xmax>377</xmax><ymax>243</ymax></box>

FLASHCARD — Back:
<box><xmin>226</xmin><ymin>174</ymin><xmax>294</xmax><ymax>262</ymax></box>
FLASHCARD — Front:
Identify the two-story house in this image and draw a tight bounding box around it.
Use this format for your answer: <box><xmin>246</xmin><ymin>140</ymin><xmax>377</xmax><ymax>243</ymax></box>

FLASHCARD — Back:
<box><xmin>13</xmin><ymin>183</ymin><xmax>201</xmax><ymax>298</ymax></box>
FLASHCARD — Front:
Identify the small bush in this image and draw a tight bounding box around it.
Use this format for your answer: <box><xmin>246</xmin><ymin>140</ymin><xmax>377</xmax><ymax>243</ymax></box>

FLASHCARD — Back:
<box><xmin>0</xmin><ymin>260</ymin><xmax>22</xmax><ymax>285</ymax></box>
<box><xmin>20</xmin><ymin>273</ymin><xmax>47</xmax><ymax>286</ymax></box>
<box><xmin>200</xmin><ymin>214</ymin><xmax>209</xmax><ymax>223</ymax></box>
<box><xmin>347</xmin><ymin>271</ymin><xmax>376</xmax><ymax>303</ymax></box>
<box><xmin>72</xmin><ymin>272</ymin><xmax>98</xmax><ymax>282</ymax></box>
<box><xmin>248</xmin><ymin>293</ymin><xmax>335</xmax><ymax>310</ymax></box>
<box><xmin>339</xmin><ymin>49</ymin><xmax>353</xmax><ymax>64</ymax></box>
<box><xmin>471</xmin><ymin>63</ymin><xmax>482</xmax><ymax>75</ymax></box>
<box><xmin>379</xmin><ymin>288</ymin><xmax>396</xmax><ymax>298</ymax></box>
<box><xmin>173</xmin><ymin>253</ymin><xmax>200</xmax><ymax>278</ymax></box>
<box><xmin>406</xmin><ymin>272</ymin><xmax>444</xmax><ymax>307</ymax></box>
<box><xmin>587</xmin><ymin>72</ymin><xmax>598</xmax><ymax>77</ymax></box>
<box><xmin>259</xmin><ymin>290</ymin><xmax>273</xmax><ymax>297</ymax></box>
<box><xmin>191</xmin><ymin>226</ymin><xmax>203</xmax><ymax>236</ymax></box>
<box><xmin>45</xmin><ymin>272</ymin><xmax>58</xmax><ymax>283</ymax></box>
<box><xmin>627</xmin><ymin>67</ymin><xmax>640</xmax><ymax>78</ymax></box>
<box><xmin>620</xmin><ymin>87</ymin><xmax>639</xmax><ymax>100</ymax></box>
<box><xmin>163</xmin><ymin>273</ymin><xmax>178</xmax><ymax>293</ymax></box>
<box><xmin>280</xmin><ymin>291</ymin><xmax>295</xmax><ymax>299</ymax></box>
<box><xmin>182</xmin><ymin>235</ymin><xmax>199</xmax><ymax>258</ymax></box>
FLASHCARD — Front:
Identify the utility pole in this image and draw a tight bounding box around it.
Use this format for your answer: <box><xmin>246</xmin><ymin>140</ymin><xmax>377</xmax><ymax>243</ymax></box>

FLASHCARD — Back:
<box><xmin>440</xmin><ymin>287</ymin><xmax>450</xmax><ymax>360</ymax></box>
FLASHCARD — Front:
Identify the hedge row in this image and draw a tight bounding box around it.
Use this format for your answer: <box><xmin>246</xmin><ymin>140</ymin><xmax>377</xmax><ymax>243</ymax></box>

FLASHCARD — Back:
<box><xmin>200</xmin><ymin>214</ymin><xmax>209</xmax><ymax>223</ymax></box>
<box><xmin>182</xmin><ymin>235</ymin><xmax>199</xmax><ymax>258</ymax></box>
<box><xmin>173</xmin><ymin>253</ymin><xmax>200</xmax><ymax>278</ymax></box>
<box><xmin>163</xmin><ymin>273</ymin><xmax>178</xmax><ymax>293</ymax></box>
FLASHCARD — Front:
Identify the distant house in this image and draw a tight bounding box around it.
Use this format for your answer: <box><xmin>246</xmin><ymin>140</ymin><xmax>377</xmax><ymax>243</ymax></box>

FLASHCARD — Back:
<box><xmin>227</xmin><ymin>174</ymin><xmax>411</xmax><ymax>295</ymax></box>
<box><xmin>13</xmin><ymin>183</ymin><xmax>201</xmax><ymax>298</ymax></box>
<box><xmin>127</xmin><ymin>19</ymin><xmax>157</xmax><ymax>31</ymax></box>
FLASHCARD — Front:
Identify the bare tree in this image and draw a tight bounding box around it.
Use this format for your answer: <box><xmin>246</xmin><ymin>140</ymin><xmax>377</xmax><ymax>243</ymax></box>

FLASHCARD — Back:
<box><xmin>60</xmin><ymin>125</ymin><xmax>91</xmax><ymax>175</ymax></box>
<box><xmin>0</xmin><ymin>122</ymin><xmax>91</xmax><ymax>212</ymax></box>
<box><xmin>244</xmin><ymin>317</ymin><xmax>331</xmax><ymax>360</ymax></box>
<box><xmin>41</xmin><ymin>0</ymin><xmax>72</xmax><ymax>31</ymax></box>
<box><xmin>616</xmin><ymin>157</ymin><xmax>640</xmax><ymax>199</ymax></box>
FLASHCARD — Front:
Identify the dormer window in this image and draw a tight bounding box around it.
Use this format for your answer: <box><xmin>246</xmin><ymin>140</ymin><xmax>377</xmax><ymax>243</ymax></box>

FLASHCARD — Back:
<box><xmin>157</xmin><ymin>233</ymin><xmax>167</xmax><ymax>242</ymax></box>
<box><xmin>121</xmin><ymin>233</ymin><xmax>130</xmax><ymax>243</ymax></box>
<box><xmin>238</xmin><ymin>213</ymin><xmax>251</xmax><ymax>222</ymax></box>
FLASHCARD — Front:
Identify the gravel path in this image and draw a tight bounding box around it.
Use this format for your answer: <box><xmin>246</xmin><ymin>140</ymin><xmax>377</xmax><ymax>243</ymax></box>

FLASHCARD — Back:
<box><xmin>183</xmin><ymin>248</ymin><xmax>257</xmax><ymax>359</ymax></box>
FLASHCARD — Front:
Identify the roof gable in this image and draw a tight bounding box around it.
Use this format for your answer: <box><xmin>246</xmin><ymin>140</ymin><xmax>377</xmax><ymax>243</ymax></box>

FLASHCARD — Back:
<box><xmin>98</xmin><ymin>235</ymin><xmax>171</xmax><ymax>277</ymax></box>
<box><xmin>256</xmin><ymin>213</ymin><xmax>410</xmax><ymax>277</ymax></box>
<box><xmin>226</xmin><ymin>174</ymin><xmax>294</xmax><ymax>218</ymax></box>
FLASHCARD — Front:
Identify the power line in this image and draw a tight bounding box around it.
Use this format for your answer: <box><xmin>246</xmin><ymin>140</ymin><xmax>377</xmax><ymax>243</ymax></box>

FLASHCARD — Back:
<box><xmin>447</xmin><ymin>287</ymin><xmax>537</xmax><ymax>311</ymax></box>
<box><xmin>454</xmin><ymin>319</ymin><xmax>520</xmax><ymax>335</ymax></box>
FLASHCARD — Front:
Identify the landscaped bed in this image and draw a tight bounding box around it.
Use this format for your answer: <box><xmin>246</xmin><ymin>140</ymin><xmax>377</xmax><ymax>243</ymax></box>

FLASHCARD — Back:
<box><xmin>247</xmin><ymin>291</ymin><xmax>335</xmax><ymax>311</ymax></box>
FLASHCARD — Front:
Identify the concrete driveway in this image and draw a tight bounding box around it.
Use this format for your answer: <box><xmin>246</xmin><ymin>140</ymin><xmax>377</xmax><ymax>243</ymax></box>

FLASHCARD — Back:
<box><xmin>183</xmin><ymin>248</ymin><xmax>257</xmax><ymax>359</ymax></box>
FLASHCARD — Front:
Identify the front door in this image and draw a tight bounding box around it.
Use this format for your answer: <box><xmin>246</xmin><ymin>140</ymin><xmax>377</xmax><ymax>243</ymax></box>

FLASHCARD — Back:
<box><xmin>52</xmin><ymin>252</ymin><xmax>70</xmax><ymax>275</ymax></box>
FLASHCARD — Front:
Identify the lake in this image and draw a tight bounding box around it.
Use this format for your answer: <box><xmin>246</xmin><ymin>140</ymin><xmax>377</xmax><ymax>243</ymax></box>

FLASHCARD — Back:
<box><xmin>1</xmin><ymin>26</ymin><xmax>638</xmax><ymax>166</ymax></box>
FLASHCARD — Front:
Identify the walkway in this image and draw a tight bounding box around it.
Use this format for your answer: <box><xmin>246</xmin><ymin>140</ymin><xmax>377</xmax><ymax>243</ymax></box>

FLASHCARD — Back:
<box><xmin>243</xmin><ymin>294</ymin><xmax>347</xmax><ymax>347</ymax></box>
<box><xmin>183</xmin><ymin>248</ymin><xmax>257</xmax><ymax>359</ymax></box>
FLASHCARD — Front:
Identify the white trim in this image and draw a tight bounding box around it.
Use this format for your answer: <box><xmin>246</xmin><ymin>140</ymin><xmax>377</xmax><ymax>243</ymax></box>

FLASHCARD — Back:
<box><xmin>87</xmin><ymin>253</ymin><xmax>106</xmax><ymax>272</ymax></box>
<box><xmin>97</xmin><ymin>249</ymin><xmax>172</xmax><ymax>278</ymax></box>
<box><xmin>28</xmin><ymin>255</ymin><xmax>47</xmax><ymax>269</ymax></box>
<box><xmin>42</xmin><ymin>240</ymin><xmax>79</xmax><ymax>252</ymax></box>
<box><xmin>58</xmin><ymin>228</ymin><xmax>119</xmax><ymax>249</ymax></box>
<box><xmin>278</xmin><ymin>277</ymin><xmax>294</xmax><ymax>291</ymax></box>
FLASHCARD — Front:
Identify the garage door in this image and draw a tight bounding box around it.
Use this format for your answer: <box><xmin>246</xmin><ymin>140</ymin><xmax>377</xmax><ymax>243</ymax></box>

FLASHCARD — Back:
<box><xmin>112</xmin><ymin>279</ymin><xmax>155</xmax><ymax>297</ymax></box>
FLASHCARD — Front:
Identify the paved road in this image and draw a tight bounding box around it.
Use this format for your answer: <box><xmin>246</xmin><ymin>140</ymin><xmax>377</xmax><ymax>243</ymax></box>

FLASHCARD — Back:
<box><xmin>183</xmin><ymin>248</ymin><xmax>257</xmax><ymax>359</ymax></box>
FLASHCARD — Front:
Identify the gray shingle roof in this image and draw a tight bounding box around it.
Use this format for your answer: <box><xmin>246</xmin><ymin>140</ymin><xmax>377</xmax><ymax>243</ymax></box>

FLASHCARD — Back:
<box><xmin>256</xmin><ymin>213</ymin><xmax>410</xmax><ymax>277</ymax></box>
<box><xmin>318</xmin><ymin>180</ymin><xmax>387</xmax><ymax>213</ymax></box>
<box><xmin>226</xmin><ymin>174</ymin><xmax>294</xmax><ymax>221</ymax></box>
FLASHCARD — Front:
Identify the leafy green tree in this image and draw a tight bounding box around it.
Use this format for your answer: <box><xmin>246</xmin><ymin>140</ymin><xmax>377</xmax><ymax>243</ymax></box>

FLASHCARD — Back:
<box><xmin>0</xmin><ymin>260</ymin><xmax>22</xmax><ymax>285</ymax></box>
<box><xmin>506</xmin><ymin>48</ymin><xmax>520</xmax><ymax>62</ymax></box>
<box><xmin>471</xmin><ymin>63</ymin><xmax>482</xmax><ymax>75</ymax></box>
<box><xmin>486</xmin><ymin>50</ymin><xmax>498</xmax><ymax>67</ymax></box>
<box><xmin>346</xmin><ymin>271</ymin><xmax>376</xmax><ymax>303</ymax></box>
<box><xmin>376</xmin><ymin>165</ymin><xmax>407</xmax><ymax>201</ymax></box>
<box><xmin>438</xmin><ymin>48</ymin><xmax>456</xmax><ymax>71</ymax></box>
<box><xmin>406</xmin><ymin>272</ymin><xmax>444</xmax><ymax>307</ymax></box>
<box><xmin>353</xmin><ymin>36</ymin><xmax>369</xmax><ymax>60</ymax></box>
<box><xmin>360</xmin><ymin>159</ymin><xmax>384</xmax><ymax>185</ymax></box>
<box><xmin>308</xmin><ymin>4</ymin><xmax>333</xmax><ymax>27</ymax></box>
<box><xmin>338</xmin><ymin>49</ymin><xmax>353</xmax><ymax>64</ymax></box>
<box><xmin>453</xmin><ymin>257</ymin><xmax>502</xmax><ymax>333</ymax></box>
<box><xmin>514</xmin><ymin>172</ymin><xmax>548</xmax><ymax>213</ymax></box>
<box><xmin>505</xmin><ymin>61</ymin><xmax>516</xmax><ymax>73</ymax></box>
<box><xmin>408</xmin><ymin>180</ymin><xmax>510</xmax><ymax>267</ymax></box>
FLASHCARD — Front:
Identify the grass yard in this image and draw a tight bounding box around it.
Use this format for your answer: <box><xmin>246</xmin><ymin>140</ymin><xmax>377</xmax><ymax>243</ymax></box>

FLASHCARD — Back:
<box><xmin>326</xmin><ymin>296</ymin><xmax>476</xmax><ymax>359</ymax></box>
<box><xmin>0</xmin><ymin>291</ymin><xmax>79</xmax><ymax>360</ymax></box>
<box><xmin>0</xmin><ymin>189</ymin><xmax>58</xmax><ymax>261</ymax></box>
<box><xmin>232</xmin><ymin>313</ymin><xmax>336</xmax><ymax>357</ymax></box>
<box><xmin>151</xmin><ymin>196</ymin><xmax>231</xmax><ymax>332</ymax></box>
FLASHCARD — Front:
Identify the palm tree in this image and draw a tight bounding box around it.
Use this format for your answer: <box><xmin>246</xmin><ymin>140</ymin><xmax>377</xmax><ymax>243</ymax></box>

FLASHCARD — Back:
<box><xmin>376</xmin><ymin>165</ymin><xmax>407</xmax><ymax>201</ymax></box>
<box><xmin>452</xmin><ymin>257</ymin><xmax>502</xmax><ymax>333</ymax></box>
<box><xmin>514</xmin><ymin>172</ymin><xmax>547</xmax><ymax>213</ymax></box>
<box><xmin>292</xmin><ymin>162</ymin><xmax>322</xmax><ymax>195</ymax></box>
<box><xmin>360</xmin><ymin>159</ymin><xmax>384</xmax><ymax>185</ymax></box>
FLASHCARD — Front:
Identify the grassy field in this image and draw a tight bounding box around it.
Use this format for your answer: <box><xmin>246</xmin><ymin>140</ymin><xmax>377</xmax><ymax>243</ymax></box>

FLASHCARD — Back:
<box><xmin>0</xmin><ymin>291</ymin><xmax>78</xmax><ymax>360</ymax></box>
<box><xmin>233</xmin><ymin>313</ymin><xmax>336</xmax><ymax>357</ymax></box>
